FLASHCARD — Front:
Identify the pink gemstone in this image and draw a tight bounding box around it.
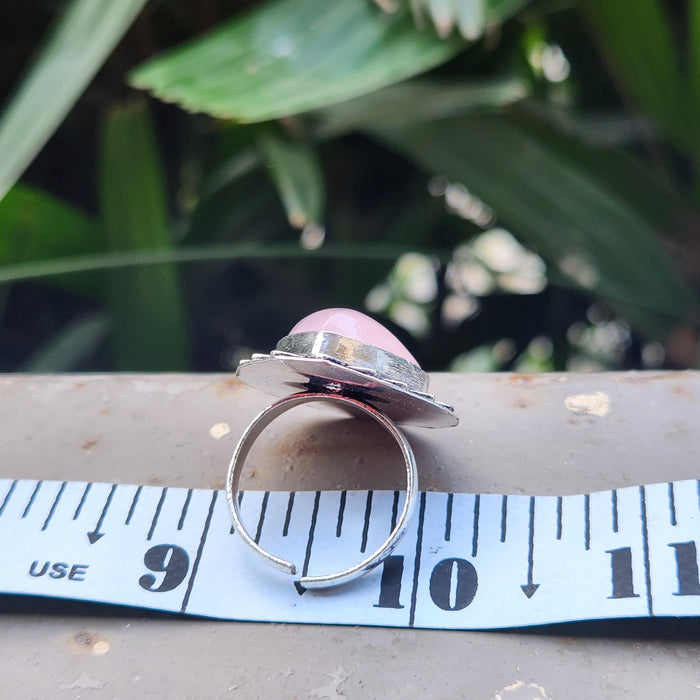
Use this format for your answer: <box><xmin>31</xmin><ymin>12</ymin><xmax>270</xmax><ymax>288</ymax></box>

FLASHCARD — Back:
<box><xmin>290</xmin><ymin>308</ymin><xmax>419</xmax><ymax>366</ymax></box>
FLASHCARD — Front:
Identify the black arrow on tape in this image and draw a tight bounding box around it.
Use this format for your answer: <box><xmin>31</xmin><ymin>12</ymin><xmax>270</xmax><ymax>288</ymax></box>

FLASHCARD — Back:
<box><xmin>87</xmin><ymin>484</ymin><xmax>117</xmax><ymax>544</ymax></box>
<box><xmin>521</xmin><ymin>496</ymin><xmax>540</xmax><ymax>598</ymax></box>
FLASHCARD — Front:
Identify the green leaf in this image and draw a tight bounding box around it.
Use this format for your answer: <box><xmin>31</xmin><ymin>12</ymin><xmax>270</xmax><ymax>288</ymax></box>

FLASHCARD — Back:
<box><xmin>0</xmin><ymin>185</ymin><xmax>102</xmax><ymax>296</ymax></box>
<box><xmin>257</xmin><ymin>126</ymin><xmax>324</xmax><ymax>229</ymax></box>
<box><xmin>379</xmin><ymin>111</ymin><xmax>699</xmax><ymax>338</ymax></box>
<box><xmin>198</xmin><ymin>125</ymin><xmax>263</xmax><ymax>200</ymax></box>
<box><xmin>0</xmin><ymin>243</ymin><xmax>447</xmax><ymax>285</ymax></box>
<box><xmin>130</xmin><ymin>0</ymin><xmax>468</xmax><ymax>122</ymax></box>
<box><xmin>0</xmin><ymin>0</ymin><xmax>148</xmax><ymax>201</ymax></box>
<box><xmin>692</xmin><ymin>0</ymin><xmax>700</xmax><ymax>122</ymax></box>
<box><xmin>513</xmin><ymin>101</ymin><xmax>691</xmax><ymax>238</ymax></box>
<box><xmin>181</xmin><ymin>124</ymin><xmax>284</xmax><ymax>244</ymax></box>
<box><xmin>21</xmin><ymin>313</ymin><xmax>110</xmax><ymax>372</ymax></box>
<box><xmin>185</xmin><ymin>170</ymin><xmax>285</xmax><ymax>245</ymax></box>
<box><xmin>315</xmin><ymin>77</ymin><xmax>528</xmax><ymax>137</ymax></box>
<box><xmin>99</xmin><ymin>101</ymin><xmax>188</xmax><ymax>371</ymax></box>
<box><xmin>581</xmin><ymin>0</ymin><xmax>698</xmax><ymax>156</ymax></box>
<box><xmin>450</xmin><ymin>344</ymin><xmax>501</xmax><ymax>371</ymax></box>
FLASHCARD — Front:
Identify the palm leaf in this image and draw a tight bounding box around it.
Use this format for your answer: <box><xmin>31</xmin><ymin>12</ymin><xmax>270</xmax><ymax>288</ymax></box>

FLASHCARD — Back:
<box><xmin>379</xmin><ymin>111</ymin><xmax>698</xmax><ymax>339</ymax></box>
<box><xmin>0</xmin><ymin>0</ymin><xmax>148</xmax><ymax>201</ymax></box>
<box><xmin>130</xmin><ymin>0</ymin><xmax>469</xmax><ymax>121</ymax></box>
<box><xmin>98</xmin><ymin>101</ymin><xmax>187</xmax><ymax>371</ymax></box>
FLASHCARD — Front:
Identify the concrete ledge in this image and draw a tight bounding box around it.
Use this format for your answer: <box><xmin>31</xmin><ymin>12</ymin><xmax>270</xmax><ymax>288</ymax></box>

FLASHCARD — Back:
<box><xmin>0</xmin><ymin>372</ymin><xmax>698</xmax><ymax>698</ymax></box>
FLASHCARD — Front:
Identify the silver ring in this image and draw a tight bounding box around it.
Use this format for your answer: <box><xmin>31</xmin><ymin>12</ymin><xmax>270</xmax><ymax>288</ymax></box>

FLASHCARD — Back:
<box><xmin>226</xmin><ymin>391</ymin><xmax>418</xmax><ymax>589</ymax></box>
<box><xmin>227</xmin><ymin>308</ymin><xmax>457</xmax><ymax>588</ymax></box>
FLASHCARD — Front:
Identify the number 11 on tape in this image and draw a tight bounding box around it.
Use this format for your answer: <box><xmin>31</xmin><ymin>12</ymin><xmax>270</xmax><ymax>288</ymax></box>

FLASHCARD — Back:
<box><xmin>0</xmin><ymin>478</ymin><xmax>698</xmax><ymax>629</ymax></box>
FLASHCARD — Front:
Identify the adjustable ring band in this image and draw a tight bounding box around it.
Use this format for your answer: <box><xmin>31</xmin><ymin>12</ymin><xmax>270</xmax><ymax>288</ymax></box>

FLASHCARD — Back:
<box><xmin>225</xmin><ymin>392</ymin><xmax>418</xmax><ymax>589</ymax></box>
<box><xmin>227</xmin><ymin>307</ymin><xmax>457</xmax><ymax>588</ymax></box>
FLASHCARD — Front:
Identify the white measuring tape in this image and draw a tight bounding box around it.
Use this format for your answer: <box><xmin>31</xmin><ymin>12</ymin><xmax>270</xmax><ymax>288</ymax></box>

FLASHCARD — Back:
<box><xmin>1</xmin><ymin>477</ymin><xmax>699</xmax><ymax>629</ymax></box>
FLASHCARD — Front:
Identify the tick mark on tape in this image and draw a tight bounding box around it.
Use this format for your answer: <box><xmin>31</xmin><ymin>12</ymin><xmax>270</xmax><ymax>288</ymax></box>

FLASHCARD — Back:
<box><xmin>564</xmin><ymin>391</ymin><xmax>610</xmax><ymax>417</ymax></box>
<box><xmin>390</xmin><ymin>490</ymin><xmax>400</xmax><ymax>532</ymax></box>
<box><xmin>5</xmin><ymin>478</ymin><xmax>700</xmax><ymax>630</ymax></box>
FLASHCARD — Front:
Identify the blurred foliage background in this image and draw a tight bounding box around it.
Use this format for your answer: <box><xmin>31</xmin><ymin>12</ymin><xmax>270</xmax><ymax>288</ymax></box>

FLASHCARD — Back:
<box><xmin>1</xmin><ymin>0</ymin><xmax>699</xmax><ymax>374</ymax></box>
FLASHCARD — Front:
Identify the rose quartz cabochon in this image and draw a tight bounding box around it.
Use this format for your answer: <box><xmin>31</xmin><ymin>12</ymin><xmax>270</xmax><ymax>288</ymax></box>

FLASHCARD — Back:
<box><xmin>289</xmin><ymin>308</ymin><xmax>419</xmax><ymax>366</ymax></box>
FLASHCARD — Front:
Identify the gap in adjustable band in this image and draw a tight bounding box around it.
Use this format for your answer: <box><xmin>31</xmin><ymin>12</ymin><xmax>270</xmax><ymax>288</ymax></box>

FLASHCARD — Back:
<box><xmin>226</xmin><ymin>393</ymin><xmax>418</xmax><ymax>587</ymax></box>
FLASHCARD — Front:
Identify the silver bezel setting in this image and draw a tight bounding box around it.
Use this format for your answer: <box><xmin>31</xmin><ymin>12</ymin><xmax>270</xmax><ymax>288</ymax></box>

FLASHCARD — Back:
<box><xmin>236</xmin><ymin>330</ymin><xmax>458</xmax><ymax>428</ymax></box>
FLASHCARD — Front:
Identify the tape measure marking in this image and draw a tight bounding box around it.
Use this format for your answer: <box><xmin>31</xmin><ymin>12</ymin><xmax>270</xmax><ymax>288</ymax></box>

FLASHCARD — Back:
<box><xmin>180</xmin><ymin>490</ymin><xmax>218</xmax><ymax>614</ymax></box>
<box><xmin>1</xmin><ymin>478</ymin><xmax>699</xmax><ymax>629</ymax></box>
<box><xmin>640</xmin><ymin>485</ymin><xmax>653</xmax><ymax>615</ymax></box>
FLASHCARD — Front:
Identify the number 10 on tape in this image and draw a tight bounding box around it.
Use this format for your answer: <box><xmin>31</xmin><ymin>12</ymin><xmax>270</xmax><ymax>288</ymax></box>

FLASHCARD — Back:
<box><xmin>0</xmin><ymin>478</ymin><xmax>699</xmax><ymax>629</ymax></box>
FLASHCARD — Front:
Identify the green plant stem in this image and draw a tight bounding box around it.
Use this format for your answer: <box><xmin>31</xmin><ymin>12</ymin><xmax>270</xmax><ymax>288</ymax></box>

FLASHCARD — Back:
<box><xmin>0</xmin><ymin>243</ymin><xmax>450</xmax><ymax>285</ymax></box>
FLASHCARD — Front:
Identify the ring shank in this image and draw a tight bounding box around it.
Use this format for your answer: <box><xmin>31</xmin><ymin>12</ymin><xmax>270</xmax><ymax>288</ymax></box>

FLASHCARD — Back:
<box><xmin>225</xmin><ymin>392</ymin><xmax>418</xmax><ymax>588</ymax></box>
